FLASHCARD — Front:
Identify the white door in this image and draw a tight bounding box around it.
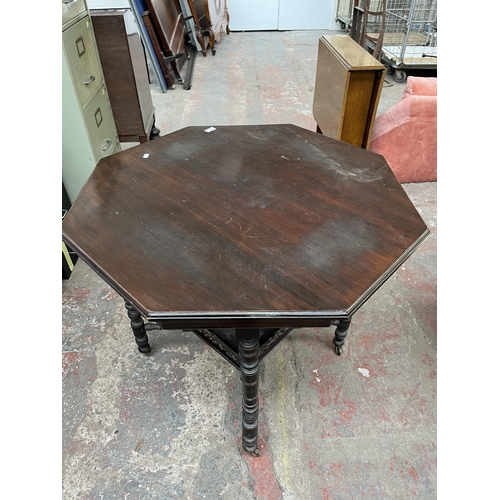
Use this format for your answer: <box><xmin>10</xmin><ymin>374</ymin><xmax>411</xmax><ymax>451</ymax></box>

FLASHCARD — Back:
<box><xmin>227</xmin><ymin>0</ymin><xmax>279</xmax><ymax>31</ymax></box>
<box><xmin>227</xmin><ymin>0</ymin><xmax>338</xmax><ymax>31</ymax></box>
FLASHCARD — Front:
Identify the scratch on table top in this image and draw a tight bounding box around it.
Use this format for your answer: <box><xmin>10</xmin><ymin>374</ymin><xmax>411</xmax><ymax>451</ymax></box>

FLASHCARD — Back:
<box><xmin>236</xmin><ymin>226</ymin><xmax>258</xmax><ymax>249</ymax></box>
<box><xmin>273</xmin><ymin>198</ymin><xmax>291</xmax><ymax>226</ymax></box>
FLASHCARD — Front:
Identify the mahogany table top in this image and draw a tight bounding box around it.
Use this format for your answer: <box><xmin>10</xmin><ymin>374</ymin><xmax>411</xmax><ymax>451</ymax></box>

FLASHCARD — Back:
<box><xmin>62</xmin><ymin>124</ymin><xmax>429</xmax><ymax>328</ymax></box>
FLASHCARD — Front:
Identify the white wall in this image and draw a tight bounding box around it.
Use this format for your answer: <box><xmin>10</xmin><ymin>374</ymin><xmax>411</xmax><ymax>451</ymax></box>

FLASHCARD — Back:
<box><xmin>85</xmin><ymin>0</ymin><xmax>341</xmax><ymax>31</ymax></box>
<box><xmin>86</xmin><ymin>0</ymin><xmax>130</xmax><ymax>8</ymax></box>
<box><xmin>226</xmin><ymin>0</ymin><xmax>340</xmax><ymax>31</ymax></box>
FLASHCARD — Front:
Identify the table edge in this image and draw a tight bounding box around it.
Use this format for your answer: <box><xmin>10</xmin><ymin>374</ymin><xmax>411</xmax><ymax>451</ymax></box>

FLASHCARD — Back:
<box><xmin>62</xmin><ymin>227</ymin><xmax>430</xmax><ymax>326</ymax></box>
<box><xmin>345</xmin><ymin>227</ymin><xmax>431</xmax><ymax>317</ymax></box>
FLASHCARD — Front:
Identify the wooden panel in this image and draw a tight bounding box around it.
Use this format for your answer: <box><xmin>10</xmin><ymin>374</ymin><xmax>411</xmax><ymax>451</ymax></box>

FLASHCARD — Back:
<box><xmin>91</xmin><ymin>9</ymin><xmax>155</xmax><ymax>142</ymax></box>
<box><xmin>340</xmin><ymin>71</ymin><xmax>376</xmax><ymax>147</ymax></box>
<box><xmin>190</xmin><ymin>0</ymin><xmax>208</xmax><ymax>30</ymax></box>
<box><xmin>322</xmin><ymin>33</ymin><xmax>382</xmax><ymax>70</ymax></box>
<box><xmin>142</xmin><ymin>10</ymin><xmax>175</xmax><ymax>87</ymax></box>
<box><xmin>312</xmin><ymin>35</ymin><xmax>385</xmax><ymax>148</ymax></box>
<box><xmin>313</xmin><ymin>38</ymin><xmax>348</xmax><ymax>141</ymax></box>
<box><xmin>145</xmin><ymin>0</ymin><xmax>187</xmax><ymax>69</ymax></box>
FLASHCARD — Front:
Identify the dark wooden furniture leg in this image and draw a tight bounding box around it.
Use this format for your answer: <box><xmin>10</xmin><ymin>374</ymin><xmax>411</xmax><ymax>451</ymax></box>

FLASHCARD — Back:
<box><xmin>236</xmin><ymin>328</ymin><xmax>260</xmax><ymax>456</ymax></box>
<box><xmin>125</xmin><ymin>301</ymin><xmax>151</xmax><ymax>353</ymax></box>
<box><xmin>333</xmin><ymin>319</ymin><xmax>351</xmax><ymax>355</ymax></box>
<box><xmin>204</xmin><ymin>29</ymin><xmax>216</xmax><ymax>55</ymax></box>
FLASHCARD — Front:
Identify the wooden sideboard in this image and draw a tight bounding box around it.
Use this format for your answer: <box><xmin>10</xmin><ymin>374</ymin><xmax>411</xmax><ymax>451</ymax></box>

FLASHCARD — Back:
<box><xmin>90</xmin><ymin>8</ymin><xmax>157</xmax><ymax>143</ymax></box>
<box><xmin>312</xmin><ymin>35</ymin><xmax>385</xmax><ymax>149</ymax></box>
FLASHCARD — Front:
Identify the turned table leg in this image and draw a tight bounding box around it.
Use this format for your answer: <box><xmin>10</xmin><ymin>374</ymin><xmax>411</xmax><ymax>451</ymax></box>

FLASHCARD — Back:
<box><xmin>236</xmin><ymin>328</ymin><xmax>260</xmax><ymax>456</ymax></box>
<box><xmin>333</xmin><ymin>319</ymin><xmax>351</xmax><ymax>355</ymax></box>
<box><xmin>124</xmin><ymin>301</ymin><xmax>151</xmax><ymax>353</ymax></box>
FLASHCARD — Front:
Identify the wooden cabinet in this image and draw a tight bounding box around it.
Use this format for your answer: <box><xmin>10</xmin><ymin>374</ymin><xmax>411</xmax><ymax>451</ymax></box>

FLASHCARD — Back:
<box><xmin>62</xmin><ymin>0</ymin><xmax>120</xmax><ymax>203</ymax></box>
<box><xmin>90</xmin><ymin>8</ymin><xmax>156</xmax><ymax>143</ymax></box>
<box><xmin>312</xmin><ymin>35</ymin><xmax>385</xmax><ymax>149</ymax></box>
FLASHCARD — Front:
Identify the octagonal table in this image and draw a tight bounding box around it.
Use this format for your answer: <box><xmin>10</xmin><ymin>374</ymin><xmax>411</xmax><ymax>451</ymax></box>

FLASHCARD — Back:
<box><xmin>62</xmin><ymin>124</ymin><xmax>429</xmax><ymax>456</ymax></box>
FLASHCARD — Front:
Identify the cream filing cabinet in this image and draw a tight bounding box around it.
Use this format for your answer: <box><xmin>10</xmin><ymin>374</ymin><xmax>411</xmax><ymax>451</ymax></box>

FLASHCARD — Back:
<box><xmin>62</xmin><ymin>0</ymin><xmax>120</xmax><ymax>203</ymax></box>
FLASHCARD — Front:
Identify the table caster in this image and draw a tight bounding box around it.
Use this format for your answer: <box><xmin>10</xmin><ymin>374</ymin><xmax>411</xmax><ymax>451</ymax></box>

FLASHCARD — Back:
<box><xmin>251</xmin><ymin>448</ymin><xmax>260</xmax><ymax>457</ymax></box>
<box><xmin>335</xmin><ymin>345</ymin><xmax>343</xmax><ymax>356</ymax></box>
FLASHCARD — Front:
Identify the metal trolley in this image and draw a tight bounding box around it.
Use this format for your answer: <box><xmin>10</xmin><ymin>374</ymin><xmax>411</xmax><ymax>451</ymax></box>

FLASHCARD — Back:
<box><xmin>359</xmin><ymin>0</ymin><xmax>437</xmax><ymax>82</ymax></box>
<box><xmin>335</xmin><ymin>0</ymin><xmax>357</xmax><ymax>31</ymax></box>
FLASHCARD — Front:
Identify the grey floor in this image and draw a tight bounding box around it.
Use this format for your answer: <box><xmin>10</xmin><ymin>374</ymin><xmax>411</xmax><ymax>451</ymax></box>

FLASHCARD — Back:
<box><xmin>149</xmin><ymin>31</ymin><xmax>407</xmax><ymax>137</ymax></box>
<box><xmin>62</xmin><ymin>30</ymin><xmax>437</xmax><ymax>499</ymax></box>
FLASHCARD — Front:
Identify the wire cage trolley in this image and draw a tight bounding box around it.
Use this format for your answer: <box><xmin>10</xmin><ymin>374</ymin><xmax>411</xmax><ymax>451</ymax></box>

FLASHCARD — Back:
<box><xmin>356</xmin><ymin>0</ymin><xmax>437</xmax><ymax>82</ymax></box>
<box><xmin>335</xmin><ymin>0</ymin><xmax>357</xmax><ymax>31</ymax></box>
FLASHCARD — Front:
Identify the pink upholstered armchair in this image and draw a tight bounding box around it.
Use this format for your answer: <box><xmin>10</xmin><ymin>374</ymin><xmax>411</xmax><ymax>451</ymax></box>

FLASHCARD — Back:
<box><xmin>369</xmin><ymin>76</ymin><xmax>437</xmax><ymax>183</ymax></box>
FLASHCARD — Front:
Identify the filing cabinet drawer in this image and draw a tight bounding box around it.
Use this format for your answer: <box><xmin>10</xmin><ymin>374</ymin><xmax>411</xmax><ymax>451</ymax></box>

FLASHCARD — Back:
<box><xmin>62</xmin><ymin>16</ymin><xmax>103</xmax><ymax>109</ymax></box>
<box><xmin>62</xmin><ymin>0</ymin><xmax>87</xmax><ymax>28</ymax></box>
<box><xmin>83</xmin><ymin>88</ymin><xmax>119</xmax><ymax>161</ymax></box>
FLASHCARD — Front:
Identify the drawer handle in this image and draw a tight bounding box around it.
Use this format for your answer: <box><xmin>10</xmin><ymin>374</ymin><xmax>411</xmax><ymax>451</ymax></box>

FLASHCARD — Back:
<box><xmin>102</xmin><ymin>140</ymin><xmax>112</xmax><ymax>151</ymax></box>
<box><xmin>84</xmin><ymin>75</ymin><xmax>95</xmax><ymax>85</ymax></box>
<box><xmin>64</xmin><ymin>0</ymin><xmax>76</xmax><ymax>4</ymax></box>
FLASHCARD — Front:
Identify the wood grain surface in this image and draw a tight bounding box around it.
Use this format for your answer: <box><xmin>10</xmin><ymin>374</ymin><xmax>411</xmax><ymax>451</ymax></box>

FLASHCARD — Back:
<box><xmin>62</xmin><ymin>124</ymin><xmax>428</xmax><ymax>325</ymax></box>
<box><xmin>91</xmin><ymin>10</ymin><xmax>155</xmax><ymax>141</ymax></box>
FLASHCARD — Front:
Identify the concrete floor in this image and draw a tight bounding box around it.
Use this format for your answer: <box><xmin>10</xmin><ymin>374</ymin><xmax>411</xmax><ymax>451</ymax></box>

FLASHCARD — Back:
<box><xmin>62</xmin><ymin>30</ymin><xmax>437</xmax><ymax>499</ymax></box>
